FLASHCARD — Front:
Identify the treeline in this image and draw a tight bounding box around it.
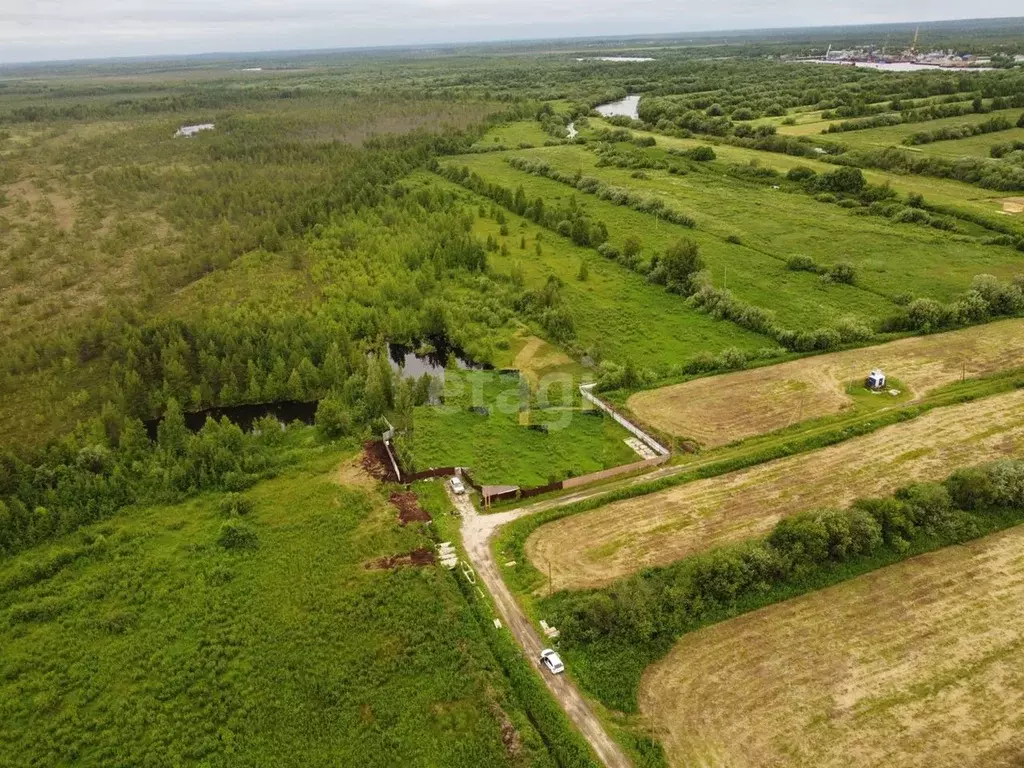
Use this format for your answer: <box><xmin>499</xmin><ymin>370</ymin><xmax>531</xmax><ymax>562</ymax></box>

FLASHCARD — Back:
<box><xmin>784</xmin><ymin>165</ymin><xmax>963</xmax><ymax>233</ymax></box>
<box><xmin>636</xmin><ymin>61</ymin><xmax>1010</xmax><ymax>123</ymax></box>
<box><xmin>0</xmin><ymin>402</ymin><xmax>283</xmax><ymax>559</ymax></box>
<box><xmin>830</xmin><ymin>145</ymin><xmax>1024</xmax><ymax>191</ymax></box>
<box><xmin>991</xmin><ymin>139</ymin><xmax>1024</xmax><ymax>158</ymax></box>
<box><xmin>438</xmin><ymin>163</ymin><xmax>611</xmax><ymax>248</ymax></box>
<box><xmin>548</xmin><ymin>457</ymin><xmax>1024</xmax><ymax>709</ymax></box>
<box><xmin>823</xmin><ymin>97</ymin><xmax>1024</xmax><ymax>133</ymax></box>
<box><xmin>506</xmin><ymin>156</ymin><xmax>697</xmax><ymax>227</ymax></box>
<box><xmin>882</xmin><ymin>274</ymin><xmax>1024</xmax><ymax>333</ymax></box>
<box><xmin>902</xmin><ymin>113</ymin><xmax>1020</xmax><ymax>145</ymax></box>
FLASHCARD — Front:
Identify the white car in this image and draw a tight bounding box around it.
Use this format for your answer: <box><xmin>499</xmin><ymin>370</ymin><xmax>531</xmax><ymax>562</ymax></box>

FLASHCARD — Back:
<box><xmin>449</xmin><ymin>476</ymin><xmax>466</xmax><ymax>495</ymax></box>
<box><xmin>540</xmin><ymin>649</ymin><xmax>565</xmax><ymax>674</ymax></box>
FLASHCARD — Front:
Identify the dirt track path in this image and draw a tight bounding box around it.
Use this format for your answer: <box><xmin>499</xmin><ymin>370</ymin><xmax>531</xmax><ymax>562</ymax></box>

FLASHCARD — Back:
<box><xmin>452</xmin><ymin>487</ymin><xmax>632</xmax><ymax>768</ymax></box>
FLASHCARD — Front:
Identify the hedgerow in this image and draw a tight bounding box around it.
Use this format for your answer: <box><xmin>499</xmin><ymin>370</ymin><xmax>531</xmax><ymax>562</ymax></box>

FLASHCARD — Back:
<box><xmin>545</xmin><ymin>456</ymin><xmax>1024</xmax><ymax>710</ymax></box>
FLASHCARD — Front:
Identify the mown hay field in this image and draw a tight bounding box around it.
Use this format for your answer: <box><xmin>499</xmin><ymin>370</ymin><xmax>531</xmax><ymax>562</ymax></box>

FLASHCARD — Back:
<box><xmin>527</xmin><ymin>386</ymin><xmax>1024</xmax><ymax>592</ymax></box>
<box><xmin>628</xmin><ymin>318</ymin><xmax>1024</xmax><ymax>446</ymax></box>
<box><xmin>640</xmin><ymin>523</ymin><xmax>1024</xmax><ymax>768</ymax></box>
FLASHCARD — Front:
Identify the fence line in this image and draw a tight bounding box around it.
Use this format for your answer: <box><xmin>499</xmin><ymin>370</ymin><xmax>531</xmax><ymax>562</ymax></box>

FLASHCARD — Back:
<box><xmin>579</xmin><ymin>383</ymin><xmax>669</xmax><ymax>456</ymax></box>
<box><xmin>561</xmin><ymin>453</ymin><xmax>669</xmax><ymax>489</ymax></box>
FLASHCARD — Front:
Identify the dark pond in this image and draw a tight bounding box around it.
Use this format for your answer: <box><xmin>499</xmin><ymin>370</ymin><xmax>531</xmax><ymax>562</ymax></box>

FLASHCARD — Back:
<box><xmin>384</xmin><ymin>342</ymin><xmax>485</xmax><ymax>379</ymax></box>
<box><xmin>144</xmin><ymin>400</ymin><xmax>317</xmax><ymax>439</ymax></box>
<box><xmin>145</xmin><ymin>343</ymin><xmax>485</xmax><ymax>437</ymax></box>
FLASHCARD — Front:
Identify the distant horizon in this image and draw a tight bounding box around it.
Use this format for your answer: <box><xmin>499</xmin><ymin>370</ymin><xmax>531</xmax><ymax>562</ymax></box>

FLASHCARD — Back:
<box><xmin>2</xmin><ymin>7</ymin><xmax>1022</xmax><ymax>67</ymax></box>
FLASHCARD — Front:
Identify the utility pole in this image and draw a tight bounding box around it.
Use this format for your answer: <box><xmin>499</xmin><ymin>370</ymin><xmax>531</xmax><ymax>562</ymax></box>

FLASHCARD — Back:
<box><xmin>724</xmin><ymin>264</ymin><xmax>728</xmax><ymax>290</ymax></box>
<box><xmin>548</xmin><ymin>560</ymin><xmax>552</xmax><ymax>596</ymax></box>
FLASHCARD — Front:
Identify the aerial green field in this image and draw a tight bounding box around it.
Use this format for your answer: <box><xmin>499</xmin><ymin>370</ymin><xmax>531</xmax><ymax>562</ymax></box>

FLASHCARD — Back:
<box><xmin>472</xmin><ymin>120</ymin><xmax>556</xmax><ymax>149</ymax></box>
<box><xmin>449</xmin><ymin>150</ymin><xmax>895</xmax><ymax>330</ymax></box>
<box><xmin>3</xmin><ymin>31</ymin><xmax>1024</xmax><ymax>768</ymax></box>
<box><xmin>913</xmin><ymin>127</ymin><xmax>1024</xmax><ymax>158</ymax></box>
<box><xmin>509</xmin><ymin>143</ymin><xmax>1024</xmax><ymax>301</ymax></box>
<box><xmin>586</xmin><ymin>118</ymin><xmax>1024</xmax><ymax>239</ymax></box>
<box><xmin>399</xmin><ymin>368</ymin><xmax>639</xmax><ymax>487</ymax></box>
<box><xmin>0</xmin><ymin>445</ymin><xmax>551</xmax><ymax>767</ymax></box>
<box><xmin>817</xmin><ymin>107</ymin><xmax>1024</xmax><ymax>151</ymax></box>
<box><xmin>411</xmin><ymin>172</ymin><xmax>775</xmax><ymax>371</ymax></box>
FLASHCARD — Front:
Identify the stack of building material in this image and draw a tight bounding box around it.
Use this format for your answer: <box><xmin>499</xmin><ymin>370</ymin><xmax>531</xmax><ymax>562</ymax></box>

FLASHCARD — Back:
<box><xmin>437</xmin><ymin>541</ymin><xmax>458</xmax><ymax>570</ymax></box>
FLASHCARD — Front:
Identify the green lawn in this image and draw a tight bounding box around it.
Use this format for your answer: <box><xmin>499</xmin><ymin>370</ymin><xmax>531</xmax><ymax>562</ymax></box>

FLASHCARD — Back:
<box><xmin>511</xmin><ymin>143</ymin><xmax>1024</xmax><ymax>303</ymax></box>
<box><xmin>400</xmin><ymin>369</ymin><xmax>640</xmax><ymax>487</ymax></box>
<box><xmin>0</xmin><ymin>446</ymin><xmax>551</xmax><ymax>767</ymax></box>
<box><xmin>410</xmin><ymin>171</ymin><xmax>775</xmax><ymax>371</ymax></box>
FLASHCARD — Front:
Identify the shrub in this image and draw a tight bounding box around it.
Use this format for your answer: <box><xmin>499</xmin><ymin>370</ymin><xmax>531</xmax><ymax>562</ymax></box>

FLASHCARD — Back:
<box><xmin>786</xmin><ymin>166</ymin><xmax>817</xmax><ymax>182</ymax></box>
<box><xmin>218</xmin><ymin>493</ymin><xmax>254</xmax><ymax>517</ymax></box>
<box><xmin>217</xmin><ymin>520</ymin><xmax>259</xmax><ymax>550</ymax></box>
<box><xmin>827</xmin><ymin>262</ymin><xmax>856</xmax><ymax>285</ymax></box>
<box><xmin>786</xmin><ymin>254</ymin><xmax>822</xmax><ymax>273</ymax></box>
<box><xmin>316</xmin><ymin>394</ymin><xmax>352</xmax><ymax>438</ymax></box>
<box><xmin>833</xmin><ymin>316</ymin><xmax>873</xmax><ymax>342</ymax></box>
<box><xmin>685</xmin><ymin>145</ymin><xmax>716</xmax><ymax>161</ymax></box>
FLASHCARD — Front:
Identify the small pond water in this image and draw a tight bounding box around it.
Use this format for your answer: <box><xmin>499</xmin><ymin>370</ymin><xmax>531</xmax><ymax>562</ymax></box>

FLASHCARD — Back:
<box><xmin>385</xmin><ymin>341</ymin><xmax>483</xmax><ymax>379</ymax></box>
<box><xmin>595</xmin><ymin>94</ymin><xmax>641</xmax><ymax>120</ymax></box>
<box><xmin>144</xmin><ymin>343</ymin><xmax>485</xmax><ymax>436</ymax></box>
<box><xmin>144</xmin><ymin>400</ymin><xmax>318</xmax><ymax>439</ymax></box>
<box><xmin>566</xmin><ymin>121</ymin><xmax>578</xmax><ymax>139</ymax></box>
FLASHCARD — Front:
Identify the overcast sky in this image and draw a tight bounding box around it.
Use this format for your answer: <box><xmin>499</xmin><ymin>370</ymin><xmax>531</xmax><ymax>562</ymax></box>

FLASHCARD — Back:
<box><xmin>1</xmin><ymin>1</ymin><xmax>1019</xmax><ymax>64</ymax></box>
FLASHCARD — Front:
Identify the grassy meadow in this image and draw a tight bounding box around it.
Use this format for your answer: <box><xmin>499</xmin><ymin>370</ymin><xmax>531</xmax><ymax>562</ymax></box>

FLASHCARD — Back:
<box><xmin>450</xmin><ymin>150</ymin><xmax>889</xmax><ymax>330</ymax></box>
<box><xmin>409</xmin><ymin>173</ymin><xmax>775</xmax><ymax>371</ymax></box>
<box><xmin>587</xmin><ymin>119</ymin><xmax>1022</xmax><ymax>231</ymax></box>
<box><xmin>0</xmin><ymin>444</ymin><xmax>553</xmax><ymax>767</ymax></box>
<box><xmin>816</xmin><ymin>107</ymin><xmax>1024</xmax><ymax>151</ymax></box>
<box><xmin>522</xmin><ymin>143</ymin><xmax>1024</xmax><ymax>301</ymax></box>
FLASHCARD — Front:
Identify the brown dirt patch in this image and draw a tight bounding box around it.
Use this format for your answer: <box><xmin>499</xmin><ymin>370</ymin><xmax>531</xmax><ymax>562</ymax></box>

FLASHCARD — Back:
<box><xmin>1001</xmin><ymin>197</ymin><xmax>1024</xmax><ymax>214</ymax></box>
<box><xmin>333</xmin><ymin>454</ymin><xmax>377</xmax><ymax>489</ymax></box>
<box><xmin>390</xmin><ymin>491</ymin><xmax>432</xmax><ymax>525</ymax></box>
<box><xmin>628</xmin><ymin>319</ymin><xmax>1024</xmax><ymax>448</ymax></box>
<box><xmin>366</xmin><ymin>547</ymin><xmax>435</xmax><ymax>570</ymax></box>
<box><xmin>361</xmin><ymin>440</ymin><xmax>398</xmax><ymax>482</ymax></box>
<box><xmin>527</xmin><ymin>388</ymin><xmax>1024</xmax><ymax>592</ymax></box>
<box><xmin>513</xmin><ymin>333</ymin><xmax>574</xmax><ymax>389</ymax></box>
<box><xmin>640</xmin><ymin>524</ymin><xmax>1024</xmax><ymax>768</ymax></box>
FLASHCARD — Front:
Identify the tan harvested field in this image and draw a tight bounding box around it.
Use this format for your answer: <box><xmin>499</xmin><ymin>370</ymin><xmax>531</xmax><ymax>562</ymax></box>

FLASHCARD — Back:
<box><xmin>640</xmin><ymin>524</ymin><xmax>1024</xmax><ymax>768</ymax></box>
<box><xmin>526</xmin><ymin>388</ymin><xmax>1024</xmax><ymax>592</ymax></box>
<box><xmin>628</xmin><ymin>319</ymin><xmax>1024</xmax><ymax>448</ymax></box>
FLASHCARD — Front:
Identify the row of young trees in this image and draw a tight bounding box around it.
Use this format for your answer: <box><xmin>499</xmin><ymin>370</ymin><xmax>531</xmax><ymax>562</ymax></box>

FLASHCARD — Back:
<box><xmin>554</xmin><ymin>457</ymin><xmax>1024</xmax><ymax>657</ymax></box>
<box><xmin>902</xmin><ymin>113</ymin><xmax>1021</xmax><ymax>145</ymax></box>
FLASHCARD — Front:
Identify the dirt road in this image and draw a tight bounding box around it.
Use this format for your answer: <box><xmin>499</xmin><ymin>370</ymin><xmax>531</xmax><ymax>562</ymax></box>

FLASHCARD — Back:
<box><xmin>451</xmin><ymin>486</ymin><xmax>632</xmax><ymax>768</ymax></box>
